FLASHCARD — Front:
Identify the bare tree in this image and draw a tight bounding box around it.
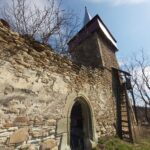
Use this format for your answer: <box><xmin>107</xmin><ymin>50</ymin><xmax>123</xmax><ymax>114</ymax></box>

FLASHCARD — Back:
<box><xmin>125</xmin><ymin>51</ymin><xmax>150</xmax><ymax>124</ymax></box>
<box><xmin>49</xmin><ymin>10</ymin><xmax>80</xmax><ymax>55</ymax></box>
<box><xmin>0</xmin><ymin>0</ymin><xmax>79</xmax><ymax>53</ymax></box>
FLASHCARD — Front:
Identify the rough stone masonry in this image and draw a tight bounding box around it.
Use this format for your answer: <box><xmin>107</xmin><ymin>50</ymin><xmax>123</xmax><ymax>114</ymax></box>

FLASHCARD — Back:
<box><xmin>0</xmin><ymin>14</ymin><xmax>119</xmax><ymax>150</ymax></box>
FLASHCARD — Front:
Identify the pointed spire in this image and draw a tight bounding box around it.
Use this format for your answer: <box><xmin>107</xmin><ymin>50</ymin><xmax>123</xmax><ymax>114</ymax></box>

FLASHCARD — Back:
<box><xmin>83</xmin><ymin>6</ymin><xmax>92</xmax><ymax>26</ymax></box>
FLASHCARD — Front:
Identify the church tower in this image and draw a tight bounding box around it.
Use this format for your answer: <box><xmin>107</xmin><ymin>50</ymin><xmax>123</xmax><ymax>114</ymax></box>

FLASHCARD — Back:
<box><xmin>68</xmin><ymin>7</ymin><xmax>119</xmax><ymax>69</ymax></box>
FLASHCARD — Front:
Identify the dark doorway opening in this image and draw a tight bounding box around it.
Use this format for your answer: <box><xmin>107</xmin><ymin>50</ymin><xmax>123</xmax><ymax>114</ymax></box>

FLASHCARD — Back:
<box><xmin>70</xmin><ymin>102</ymin><xmax>84</xmax><ymax>150</ymax></box>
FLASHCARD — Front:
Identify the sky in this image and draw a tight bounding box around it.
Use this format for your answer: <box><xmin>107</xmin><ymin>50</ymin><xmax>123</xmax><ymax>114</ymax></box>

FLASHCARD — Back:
<box><xmin>0</xmin><ymin>0</ymin><xmax>150</xmax><ymax>62</ymax></box>
<box><xmin>63</xmin><ymin>0</ymin><xmax>150</xmax><ymax>62</ymax></box>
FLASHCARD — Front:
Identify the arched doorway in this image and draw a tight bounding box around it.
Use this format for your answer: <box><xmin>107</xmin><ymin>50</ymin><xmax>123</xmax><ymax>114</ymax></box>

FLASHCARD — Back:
<box><xmin>70</xmin><ymin>99</ymin><xmax>93</xmax><ymax>150</ymax></box>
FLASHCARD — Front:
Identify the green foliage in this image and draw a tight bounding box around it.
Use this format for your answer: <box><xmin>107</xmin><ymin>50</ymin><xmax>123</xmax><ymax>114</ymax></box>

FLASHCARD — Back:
<box><xmin>97</xmin><ymin>137</ymin><xmax>150</xmax><ymax>150</ymax></box>
<box><xmin>105</xmin><ymin>138</ymin><xmax>132</xmax><ymax>150</ymax></box>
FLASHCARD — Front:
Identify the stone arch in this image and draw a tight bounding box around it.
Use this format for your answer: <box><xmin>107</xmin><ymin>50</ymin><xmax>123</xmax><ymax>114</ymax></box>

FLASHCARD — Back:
<box><xmin>71</xmin><ymin>98</ymin><xmax>94</xmax><ymax>149</ymax></box>
<box><xmin>58</xmin><ymin>94</ymin><xmax>97</xmax><ymax>150</ymax></box>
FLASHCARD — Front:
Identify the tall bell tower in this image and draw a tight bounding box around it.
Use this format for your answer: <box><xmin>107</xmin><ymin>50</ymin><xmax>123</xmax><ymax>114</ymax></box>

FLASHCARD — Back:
<box><xmin>68</xmin><ymin>7</ymin><xmax>119</xmax><ymax>69</ymax></box>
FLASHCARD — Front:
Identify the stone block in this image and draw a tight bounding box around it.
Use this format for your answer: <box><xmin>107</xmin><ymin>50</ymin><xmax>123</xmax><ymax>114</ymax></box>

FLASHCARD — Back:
<box><xmin>39</xmin><ymin>139</ymin><xmax>57</xmax><ymax>150</ymax></box>
<box><xmin>0</xmin><ymin>132</ymin><xmax>13</xmax><ymax>137</ymax></box>
<box><xmin>0</xmin><ymin>145</ymin><xmax>6</xmax><ymax>149</ymax></box>
<box><xmin>16</xmin><ymin>144</ymin><xmax>36</xmax><ymax>150</ymax></box>
<box><xmin>30</xmin><ymin>129</ymin><xmax>48</xmax><ymax>138</ymax></box>
<box><xmin>3</xmin><ymin>122</ymin><xmax>14</xmax><ymax>128</ymax></box>
<box><xmin>7</xmin><ymin>107</ymin><xmax>19</xmax><ymax>114</ymax></box>
<box><xmin>4</xmin><ymin>85</ymin><xmax>14</xmax><ymax>95</ymax></box>
<box><xmin>0</xmin><ymin>129</ymin><xmax>7</xmax><ymax>133</ymax></box>
<box><xmin>0</xmin><ymin>137</ymin><xmax>7</xmax><ymax>144</ymax></box>
<box><xmin>52</xmin><ymin>146</ymin><xmax>58</xmax><ymax>150</ymax></box>
<box><xmin>49</xmin><ymin>129</ymin><xmax>55</xmax><ymax>135</ymax></box>
<box><xmin>14</xmin><ymin>116</ymin><xmax>29</xmax><ymax>126</ymax></box>
<box><xmin>31</xmin><ymin>130</ymin><xmax>43</xmax><ymax>138</ymax></box>
<box><xmin>8</xmin><ymin>127</ymin><xmax>18</xmax><ymax>132</ymax></box>
<box><xmin>28</xmin><ymin>145</ymin><xmax>37</xmax><ymax>150</ymax></box>
<box><xmin>46</xmin><ymin>119</ymin><xmax>56</xmax><ymax>126</ymax></box>
<box><xmin>42</xmin><ymin>135</ymin><xmax>55</xmax><ymax>141</ymax></box>
<box><xmin>27</xmin><ymin>139</ymin><xmax>41</xmax><ymax>144</ymax></box>
<box><xmin>56</xmin><ymin>118</ymin><xmax>68</xmax><ymax>134</ymax></box>
<box><xmin>34</xmin><ymin>116</ymin><xmax>43</xmax><ymax>126</ymax></box>
<box><xmin>9</xmin><ymin>128</ymin><xmax>29</xmax><ymax>145</ymax></box>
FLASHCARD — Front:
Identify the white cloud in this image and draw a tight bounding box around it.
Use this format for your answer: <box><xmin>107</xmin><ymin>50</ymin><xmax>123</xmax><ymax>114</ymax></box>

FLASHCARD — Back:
<box><xmin>86</xmin><ymin>0</ymin><xmax>149</xmax><ymax>6</ymax></box>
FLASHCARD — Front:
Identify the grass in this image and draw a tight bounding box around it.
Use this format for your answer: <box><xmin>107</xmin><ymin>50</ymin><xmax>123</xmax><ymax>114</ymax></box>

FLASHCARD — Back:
<box><xmin>95</xmin><ymin>137</ymin><xmax>150</xmax><ymax>150</ymax></box>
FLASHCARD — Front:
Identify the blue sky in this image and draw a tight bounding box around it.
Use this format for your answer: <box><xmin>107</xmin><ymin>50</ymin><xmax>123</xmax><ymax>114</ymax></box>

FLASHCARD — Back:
<box><xmin>63</xmin><ymin>0</ymin><xmax>150</xmax><ymax>61</ymax></box>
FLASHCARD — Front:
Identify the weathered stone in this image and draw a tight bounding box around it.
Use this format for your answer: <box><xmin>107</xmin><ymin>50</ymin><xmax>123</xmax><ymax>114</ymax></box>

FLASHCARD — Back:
<box><xmin>29</xmin><ymin>121</ymin><xmax>34</xmax><ymax>126</ymax></box>
<box><xmin>7</xmin><ymin>107</ymin><xmax>19</xmax><ymax>114</ymax></box>
<box><xmin>56</xmin><ymin>118</ymin><xmax>67</xmax><ymax>134</ymax></box>
<box><xmin>90</xmin><ymin>140</ymin><xmax>97</xmax><ymax>149</ymax></box>
<box><xmin>51</xmin><ymin>146</ymin><xmax>58</xmax><ymax>150</ymax></box>
<box><xmin>7</xmin><ymin>127</ymin><xmax>18</xmax><ymax>132</ymax></box>
<box><xmin>16</xmin><ymin>144</ymin><xmax>29</xmax><ymax>150</ymax></box>
<box><xmin>39</xmin><ymin>139</ymin><xmax>57</xmax><ymax>150</ymax></box>
<box><xmin>42</xmin><ymin>131</ymin><xmax>49</xmax><ymax>137</ymax></box>
<box><xmin>27</xmin><ymin>139</ymin><xmax>41</xmax><ymax>144</ymax></box>
<box><xmin>0</xmin><ymin>132</ymin><xmax>13</xmax><ymax>137</ymax></box>
<box><xmin>100</xmin><ymin>127</ymin><xmax>106</xmax><ymax>134</ymax></box>
<box><xmin>34</xmin><ymin>116</ymin><xmax>43</xmax><ymax>126</ymax></box>
<box><xmin>17</xmin><ymin>144</ymin><xmax>36</xmax><ymax>150</ymax></box>
<box><xmin>0</xmin><ymin>129</ymin><xmax>7</xmax><ymax>133</ymax></box>
<box><xmin>42</xmin><ymin>126</ymin><xmax>53</xmax><ymax>130</ymax></box>
<box><xmin>14</xmin><ymin>116</ymin><xmax>29</xmax><ymax>126</ymax></box>
<box><xmin>30</xmin><ymin>129</ymin><xmax>48</xmax><ymax>138</ymax></box>
<box><xmin>3</xmin><ymin>122</ymin><xmax>14</xmax><ymax>128</ymax></box>
<box><xmin>42</xmin><ymin>136</ymin><xmax>55</xmax><ymax>141</ymax></box>
<box><xmin>31</xmin><ymin>131</ymin><xmax>43</xmax><ymax>138</ymax></box>
<box><xmin>4</xmin><ymin>85</ymin><xmax>14</xmax><ymax>95</ymax></box>
<box><xmin>46</xmin><ymin>119</ymin><xmax>56</xmax><ymax>126</ymax></box>
<box><xmin>28</xmin><ymin>145</ymin><xmax>37</xmax><ymax>150</ymax></box>
<box><xmin>49</xmin><ymin>129</ymin><xmax>55</xmax><ymax>135</ymax></box>
<box><xmin>9</xmin><ymin>128</ymin><xmax>29</xmax><ymax>145</ymax></box>
<box><xmin>0</xmin><ymin>145</ymin><xmax>12</xmax><ymax>150</ymax></box>
<box><xmin>0</xmin><ymin>137</ymin><xmax>7</xmax><ymax>143</ymax></box>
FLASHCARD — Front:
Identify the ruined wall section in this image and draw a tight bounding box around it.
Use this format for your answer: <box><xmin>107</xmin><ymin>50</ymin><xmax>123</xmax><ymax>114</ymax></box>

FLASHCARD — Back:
<box><xmin>0</xmin><ymin>22</ymin><xmax>116</xmax><ymax>149</ymax></box>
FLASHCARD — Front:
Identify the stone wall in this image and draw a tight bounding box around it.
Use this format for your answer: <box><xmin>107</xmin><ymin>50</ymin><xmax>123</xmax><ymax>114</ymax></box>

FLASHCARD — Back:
<box><xmin>97</xmin><ymin>31</ymin><xmax>119</xmax><ymax>69</ymax></box>
<box><xmin>70</xmin><ymin>32</ymin><xmax>103</xmax><ymax>68</ymax></box>
<box><xmin>0</xmin><ymin>21</ymin><xmax>117</xmax><ymax>149</ymax></box>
